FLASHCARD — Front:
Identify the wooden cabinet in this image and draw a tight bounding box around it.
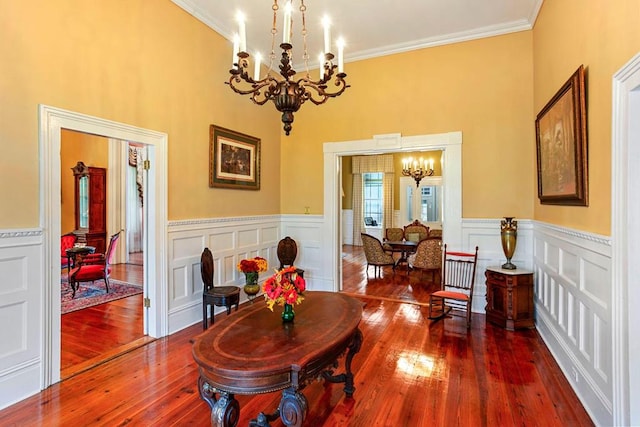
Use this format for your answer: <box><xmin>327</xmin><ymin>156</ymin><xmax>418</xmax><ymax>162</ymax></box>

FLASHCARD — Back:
<box><xmin>72</xmin><ymin>162</ymin><xmax>107</xmax><ymax>254</ymax></box>
<box><xmin>485</xmin><ymin>267</ymin><xmax>534</xmax><ymax>330</ymax></box>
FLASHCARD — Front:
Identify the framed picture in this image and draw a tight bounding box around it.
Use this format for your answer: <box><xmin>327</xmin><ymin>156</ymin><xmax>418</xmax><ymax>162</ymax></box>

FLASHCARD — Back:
<box><xmin>535</xmin><ymin>65</ymin><xmax>588</xmax><ymax>205</ymax></box>
<box><xmin>209</xmin><ymin>125</ymin><xmax>261</xmax><ymax>190</ymax></box>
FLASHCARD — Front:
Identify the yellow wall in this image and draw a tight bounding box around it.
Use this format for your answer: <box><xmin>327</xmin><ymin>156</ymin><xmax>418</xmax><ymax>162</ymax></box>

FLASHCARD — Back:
<box><xmin>281</xmin><ymin>31</ymin><xmax>535</xmax><ymax>219</ymax></box>
<box><xmin>533</xmin><ymin>0</ymin><xmax>640</xmax><ymax>235</ymax></box>
<box><xmin>3</xmin><ymin>1</ymin><xmax>639</xmax><ymax>236</ymax></box>
<box><xmin>0</xmin><ymin>0</ymin><xmax>281</xmax><ymax>227</ymax></box>
<box><xmin>60</xmin><ymin>130</ymin><xmax>109</xmax><ymax>234</ymax></box>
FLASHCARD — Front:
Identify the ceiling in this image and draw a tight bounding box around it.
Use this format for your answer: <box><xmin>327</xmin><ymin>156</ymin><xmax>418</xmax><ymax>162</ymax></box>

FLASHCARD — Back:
<box><xmin>172</xmin><ymin>0</ymin><xmax>543</xmax><ymax>70</ymax></box>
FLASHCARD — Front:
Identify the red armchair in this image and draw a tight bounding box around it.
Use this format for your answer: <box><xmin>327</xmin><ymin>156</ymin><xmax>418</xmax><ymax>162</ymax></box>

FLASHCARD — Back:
<box><xmin>61</xmin><ymin>233</ymin><xmax>77</xmax><ymax>270</ymax></box>
<box><xmin>68</xmin><ymin>231</ymin><xmax>121</xmax><ymax>298</ymax></box>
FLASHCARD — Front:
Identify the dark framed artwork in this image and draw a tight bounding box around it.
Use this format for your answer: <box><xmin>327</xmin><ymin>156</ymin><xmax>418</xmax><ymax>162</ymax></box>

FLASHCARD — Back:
<box><xmin>535</xmin><ymin>65</ymin><xmax>588</xmax><ymax>205</ymax></box>
<box><xmin>209</xmin><ymin>125</ymin><xmax>261</xmax><ymax>190</ymax></box>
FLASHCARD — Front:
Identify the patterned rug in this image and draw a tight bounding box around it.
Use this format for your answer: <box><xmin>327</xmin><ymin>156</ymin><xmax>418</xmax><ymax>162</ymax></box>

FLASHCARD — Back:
<box><xmin>61</xmin><ymin>274</ymin><xmax>143</xmax><ymax>314</ymax></box>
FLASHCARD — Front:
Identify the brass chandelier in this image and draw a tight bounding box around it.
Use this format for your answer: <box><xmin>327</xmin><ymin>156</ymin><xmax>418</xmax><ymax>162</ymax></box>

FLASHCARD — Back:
<box><xmin>227</xmin><ymin>0</ymin><xmax>349</xmax><ymax>136</ymax></box>
<box><xmin>402</xmin><ymin>157</ymin><xmax>434</xmax><ymax>187</ymax></box>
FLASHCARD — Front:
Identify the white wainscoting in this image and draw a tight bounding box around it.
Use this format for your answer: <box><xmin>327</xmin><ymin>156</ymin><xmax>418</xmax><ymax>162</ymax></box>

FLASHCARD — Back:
<box><xmin>0</xmin><ymin>218</ymin><xmax>614</xmax><ymax>422</ymax></box>
<box><xmin>167</xmin><ymin>214</ymin><xmax>327</xmax><ymax>334</ymax></box>
<box><xmin>533</xmin><ymin>221</ymin><xmax>611</xmax><ymax>426</ymax></box>
<box><xmin>0</xmin><ymin>230</ymin><xmax>43</xmax><ymax>410</ymax></box>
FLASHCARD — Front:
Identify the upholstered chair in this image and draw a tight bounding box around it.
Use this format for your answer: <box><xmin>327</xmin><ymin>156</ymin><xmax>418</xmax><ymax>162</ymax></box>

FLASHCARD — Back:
<box><xmin>360</xmin><ymin>233</ymin><xmax>396</xmax><ymax>278</ymax></box>
<box><xmin>407</xmin><ymin>237</ymin><xmax>442</xmax><ymax>281</ymax></box>
<box><xmin>403</xmin><ymin>220</ymin><xmax>429</xmax><ymax>242</ymax></box>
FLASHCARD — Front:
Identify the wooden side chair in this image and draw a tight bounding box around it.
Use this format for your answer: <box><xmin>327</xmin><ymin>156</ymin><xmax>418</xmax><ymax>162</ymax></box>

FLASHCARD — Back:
<box><xmin>360</xmin><ymin>233</ymin><xmax>396</xmax><ymax>278</ymax></box>
<box><xmin>428</xmin><ymin>245</ymin><xmax>479</xmax><ymax>328</ymax></box>
<box><xmin>201</xmin><ymin>247</ymin><xmax>240</xmax><ymax>330</ymax></box>
<box><xmin>277</xmin><ymin>236</ymin><xmax>304</xmax><ymax>277</ymax></box>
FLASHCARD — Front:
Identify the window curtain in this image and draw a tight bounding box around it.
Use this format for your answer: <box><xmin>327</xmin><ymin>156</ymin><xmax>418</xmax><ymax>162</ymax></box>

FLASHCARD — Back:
<box><xmin>352</xmin><ymin>155</ymin><xmax>394</xmax><ymax>245</ymax></box>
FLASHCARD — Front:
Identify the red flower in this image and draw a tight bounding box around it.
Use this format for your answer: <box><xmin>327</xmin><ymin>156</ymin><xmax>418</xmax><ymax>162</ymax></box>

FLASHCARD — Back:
<box><xmin>262</xmin><ymin>266</ymin><xmax>306</xmax><ymax>311</ymax></box>
<box><xmin>263</xmin><ymin>277</ymin><xmax>282</xmax><ymax>300</ymax></box>
<box><xmin>294</xmin><ymin>275</ymin><xmax>306</xmax><ymax>292</ymax></box>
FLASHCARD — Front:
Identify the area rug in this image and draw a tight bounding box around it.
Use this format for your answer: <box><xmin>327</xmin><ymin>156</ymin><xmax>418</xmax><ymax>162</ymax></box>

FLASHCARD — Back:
<box><xmin>61</xmin><ymin>274</ymin><xmax>143</xmax><ymax>314</ymax></box>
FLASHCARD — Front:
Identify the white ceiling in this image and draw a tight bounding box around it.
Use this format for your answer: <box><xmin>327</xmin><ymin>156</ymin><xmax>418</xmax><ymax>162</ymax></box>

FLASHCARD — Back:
<box><xmin>172</xmin><ymin>0</ymin><xmax>543</xmax><ymax>69</ymax></box>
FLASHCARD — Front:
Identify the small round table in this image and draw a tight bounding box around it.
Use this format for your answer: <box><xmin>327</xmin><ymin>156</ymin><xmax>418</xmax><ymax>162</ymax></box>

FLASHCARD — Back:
<box><xmin>64</xmin><ymin>245</ymin><xmax>96</xmax><ymax>274</ymax></box>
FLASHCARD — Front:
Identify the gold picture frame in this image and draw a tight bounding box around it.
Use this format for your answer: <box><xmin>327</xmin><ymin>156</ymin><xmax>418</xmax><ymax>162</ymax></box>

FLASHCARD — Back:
<box><xmin>209</xmin><ymin>125</ymin><xmax>261</xmax><ymax>190</ymax></box>
<box><xmin>535</xmin><ymin>65</ymin><xmax>588</xmax><ymax>206</ymax></box>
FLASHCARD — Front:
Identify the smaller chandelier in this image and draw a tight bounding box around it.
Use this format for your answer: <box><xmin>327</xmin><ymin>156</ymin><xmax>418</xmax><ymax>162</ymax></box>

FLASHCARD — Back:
<box><xmin>402</xmin><ymin>157</ymin><xmax>434</xmax><ymax>187</ymax></box>
<box><xmin>227</xmin><ymin>0</ymin><xmax>349</xmax><ymax>136</ymax></box>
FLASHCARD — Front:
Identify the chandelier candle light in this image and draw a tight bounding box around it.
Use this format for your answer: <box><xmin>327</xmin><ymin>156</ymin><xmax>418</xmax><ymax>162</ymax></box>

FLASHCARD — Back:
<box><xmin>402</xmin><ymin>157</ymin><xmax>434</xmax><ymax>187</ymax></box>
<box><xmin>228</xmin><ymin>0</ymin><xmax>349</xmax><ymax>136</ymax></box>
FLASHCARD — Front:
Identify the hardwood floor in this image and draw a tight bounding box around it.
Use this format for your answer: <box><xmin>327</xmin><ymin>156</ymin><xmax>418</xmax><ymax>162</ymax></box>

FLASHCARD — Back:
<box><xmin>0</xmin><ymin>246</ymin><xmax>593</xmax><ymax>426</ymax></box>
<box><xmin>61</xmin><ymin>255</ymin><xmax>150</xmax><ymax>379</ymax></box>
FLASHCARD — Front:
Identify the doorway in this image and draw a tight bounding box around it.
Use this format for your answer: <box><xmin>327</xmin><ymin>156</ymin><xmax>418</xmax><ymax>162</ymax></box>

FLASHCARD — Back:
<box><xmin>323</xmin><ymin>131</ymin><xmax>463</xmax><ymax>293</ymax></box>
<box><xmin>39</xmin><ymin>105</ymin><xmax>168</xmax><ymax>388</ymax></box>
<box><xmin>59</xmin><ymin>131</ymin><xmax>149</xmax><ymax>379</ymax></box>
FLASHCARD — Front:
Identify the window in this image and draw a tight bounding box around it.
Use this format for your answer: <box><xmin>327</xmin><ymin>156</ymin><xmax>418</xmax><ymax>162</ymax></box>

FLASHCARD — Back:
<box><xmin>363</xmin><ymin>172</ymin><xmax>383</xmax><ymax>226</ymax></box>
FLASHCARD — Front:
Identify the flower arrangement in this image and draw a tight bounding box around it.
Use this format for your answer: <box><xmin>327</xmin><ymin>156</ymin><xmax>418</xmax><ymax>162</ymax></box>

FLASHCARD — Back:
<box><xmin>237</xmin><ymin>257</ymin><xmax>268</xmax><ymax>274</ymax></box>
<box><xmin>262</xmin><ymin>266</ymin><xmax>306</xmax><ymax>311</ymax></box>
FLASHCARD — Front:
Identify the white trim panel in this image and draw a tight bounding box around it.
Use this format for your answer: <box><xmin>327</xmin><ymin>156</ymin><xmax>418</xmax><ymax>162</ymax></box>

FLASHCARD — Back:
<box><xmin>533</xmin><ymin>221</ymin><xmax>611</xmax><ymax>426</ymax></box>
<box><xmin>0</xmin><ymin>230</ymin><xmax>43</xmax><ymax>409</ymax></box>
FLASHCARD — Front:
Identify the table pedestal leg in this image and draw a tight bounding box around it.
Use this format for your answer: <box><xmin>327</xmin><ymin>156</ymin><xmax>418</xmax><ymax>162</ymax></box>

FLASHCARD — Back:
<box><xmin>321</xmin><ymin>327</ymin><xmax>363</xmax><ymax>397</ymax></box>
<box><xmin>250</xmin><ymin>387</ymin><xmax>308</xmax><ymax>427</ymax></box>
<box><xmin>199</xmin><ymin>376</ymin><xmax>240</xmax><ymax>427</ymax></box>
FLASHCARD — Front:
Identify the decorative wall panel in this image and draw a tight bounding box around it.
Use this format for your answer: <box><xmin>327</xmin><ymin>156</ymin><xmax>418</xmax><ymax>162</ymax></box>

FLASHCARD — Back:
<box><xmin>533</xmin><ymin>222</ymin><xmax>612</xmax><ymax>426</ymax></box>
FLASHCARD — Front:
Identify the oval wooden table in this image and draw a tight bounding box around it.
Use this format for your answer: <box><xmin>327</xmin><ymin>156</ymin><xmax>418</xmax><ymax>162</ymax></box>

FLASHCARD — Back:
<box><xmin>192</xmin><ymin>291</ymin><xmax>363</xmax><ymax>427</ymax></box>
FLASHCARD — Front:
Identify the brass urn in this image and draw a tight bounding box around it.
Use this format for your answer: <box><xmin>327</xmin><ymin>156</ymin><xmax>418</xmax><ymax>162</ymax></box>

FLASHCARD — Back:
<box><xmin>500</xmin><ymin>217</ymin><xmax>518</xmax><ymax>270</ymax></box>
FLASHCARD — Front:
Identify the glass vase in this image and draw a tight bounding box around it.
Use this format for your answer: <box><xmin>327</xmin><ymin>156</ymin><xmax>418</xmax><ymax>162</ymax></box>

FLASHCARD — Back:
<box><xmin>281</xmin><ymin>303</ymin><xmax>295</xmax><ymax>322</ymax></box>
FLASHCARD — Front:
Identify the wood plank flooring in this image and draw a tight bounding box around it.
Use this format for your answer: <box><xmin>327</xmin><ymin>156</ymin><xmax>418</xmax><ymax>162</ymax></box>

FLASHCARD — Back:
<box><xmin>0</xmin><ymin>246</ymin><xmax>594</xmax><ymax>426</ymax></box>
<box><xmin>61</xmin><ymin>256</ymin><xmax>149</xmax><ymax>379</ymax></box>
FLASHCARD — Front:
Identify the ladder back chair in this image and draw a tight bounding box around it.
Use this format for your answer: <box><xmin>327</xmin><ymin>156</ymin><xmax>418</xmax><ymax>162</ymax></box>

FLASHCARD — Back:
<box><xmin>428</xmin><ymin>244</ymin><xmax>479</xmax><ymax>328</ymax></box>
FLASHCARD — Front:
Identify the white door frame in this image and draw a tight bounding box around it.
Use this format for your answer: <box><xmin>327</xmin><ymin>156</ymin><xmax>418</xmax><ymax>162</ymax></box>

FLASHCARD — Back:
<box><xmin>611</xmin><ymin>52</ymin><xmax>640</xmax><ymax>426</ymax></box>
<box><xmin>39</xmin><ymin>105</ymin><xmax>168</xmax><ymax>387</ymax></box>
<box><xmin>323</xmin><ymin>132</ymin><xmax>462</xmax><ymax>292</ymax></box>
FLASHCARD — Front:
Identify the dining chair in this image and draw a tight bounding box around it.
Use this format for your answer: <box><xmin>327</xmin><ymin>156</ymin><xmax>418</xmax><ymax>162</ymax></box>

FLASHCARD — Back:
<box><xmin>428</xmin><ymin>244</ymin><xmax>479</xmax><ymax>328</ymax></box>
<box><xmin>403</xmin><ymin>220</ymin><xmax>430</xmax><ymax>242</ymax></box>
<box><xmin>407</xmin><ymin>237</ymin><xmax>442</xmax><ymax>280</ymax></box>
<box><xmin>201</xmin><ymin>247</ymin><xmax>240</xmax><ymax>329</ymax></box>
<box><xmin>360</xmin><ymin>233</ymin><xmax>396</xmax><ymax>278</ymax></box>
<box><xmin>277</xmin><ymin>236</ymin><xmax>304</xmax><ymax>278</ymax></box>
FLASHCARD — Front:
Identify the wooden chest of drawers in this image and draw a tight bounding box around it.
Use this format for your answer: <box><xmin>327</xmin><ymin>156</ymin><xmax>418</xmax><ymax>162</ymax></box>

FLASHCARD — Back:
<box><xmin>485</xmin><ymin>267</ymin><xmax>534</xmax><ymax>330</ymax></box>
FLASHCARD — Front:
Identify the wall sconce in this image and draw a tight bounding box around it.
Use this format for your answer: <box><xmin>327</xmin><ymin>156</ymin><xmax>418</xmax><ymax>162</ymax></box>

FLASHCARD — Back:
<box><xmin>402</xmin><ymin>157</ymin><xmax>434</xmax><ymax>187</ymax></box>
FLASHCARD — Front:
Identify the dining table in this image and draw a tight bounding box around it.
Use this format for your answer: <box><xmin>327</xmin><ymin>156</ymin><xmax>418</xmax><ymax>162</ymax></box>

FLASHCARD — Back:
<box><xmin>384</xmin><ymin>240</ymin><xmax>418</xmax><ymax>272</ymax></box>
<box><xmin>192</xmin><ymin>291</ymin><xmax>363</xmax><ymax>427</ymax></box>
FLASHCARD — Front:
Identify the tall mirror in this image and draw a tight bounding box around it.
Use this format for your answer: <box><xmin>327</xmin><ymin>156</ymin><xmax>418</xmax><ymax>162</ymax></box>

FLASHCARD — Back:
<box><xmin>71</xmin><ymin>161</ymin><xmax>90</xmax><ymax>231</ymax></box>
<box><xmin>71</xmin><ymin>161</ymin><xmax>107</xmax><ymax>253</ymax></box>
<box><xmin>400</xmin><ymin>176</ymin><xmax>443</xmax><ymax>230</ymax></box>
